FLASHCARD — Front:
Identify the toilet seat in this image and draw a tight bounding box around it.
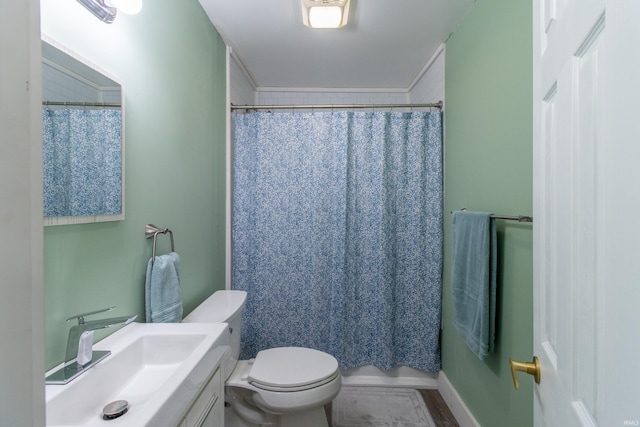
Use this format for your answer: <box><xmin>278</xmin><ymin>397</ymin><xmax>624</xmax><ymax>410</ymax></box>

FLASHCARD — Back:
<box><xmin>248</xmin><ymin>347</ymin><xmax>340</xmax><ymax>392</ymax></box>
<box><xmin>251</xmin><ymin>369</ymin><xmax>340</xmax><ymax>392</ymax></box>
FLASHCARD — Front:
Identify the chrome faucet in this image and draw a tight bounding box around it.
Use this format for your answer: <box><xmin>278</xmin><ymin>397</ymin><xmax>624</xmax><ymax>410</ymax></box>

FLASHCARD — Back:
<box><xmin>46</xmin><ymin>307</ymin><xmax>137</xmax><ymax>385</ymax></box>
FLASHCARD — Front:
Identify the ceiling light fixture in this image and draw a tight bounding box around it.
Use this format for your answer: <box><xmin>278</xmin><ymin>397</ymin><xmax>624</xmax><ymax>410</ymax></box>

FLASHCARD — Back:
<box><xmin>301</xmin><ymin>0</ymin><xmax>350</xmax><ymax>29</ymax></box>
<box><xmin>76</xmin><ymin>0</ymin><xmax>142</xmax><ymax>24</ymax></box>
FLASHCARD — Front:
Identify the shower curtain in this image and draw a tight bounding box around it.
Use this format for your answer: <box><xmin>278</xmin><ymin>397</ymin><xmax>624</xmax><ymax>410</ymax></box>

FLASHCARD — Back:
<box><xmin>43</xmin><ymin>108</ymin><xmax>122</xmax><ymax>217</ymax></box>
<box><xmin>232</xmin><ymin>110</ymin><xmax>443</xmax><ymax>373</ymax></box>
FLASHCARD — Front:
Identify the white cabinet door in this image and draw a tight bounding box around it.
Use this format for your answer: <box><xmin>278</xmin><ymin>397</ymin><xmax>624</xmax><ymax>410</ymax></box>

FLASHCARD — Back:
<box><xmin>179</xmin><ymin>368</ymin><xmax>223</xmax><ymax>427</ymax></box>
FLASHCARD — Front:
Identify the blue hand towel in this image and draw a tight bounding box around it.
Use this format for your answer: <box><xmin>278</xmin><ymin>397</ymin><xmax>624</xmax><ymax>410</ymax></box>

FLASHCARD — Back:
<box><xmin>145</xmin><ymin>252</ymin><xmax>183</xmax><ymax>323</ymax></box>
<box><xmin>451</xmin><ymin>211</ymin><xmax>497</xmax><ymax>360</ymax></box>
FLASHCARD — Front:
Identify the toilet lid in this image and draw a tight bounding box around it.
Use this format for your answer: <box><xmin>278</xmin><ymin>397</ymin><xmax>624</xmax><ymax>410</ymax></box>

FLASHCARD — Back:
<box><xmin>248</xmin><ymin>347</ymin><xmax>339</xmax><ymax>390</ymax></box>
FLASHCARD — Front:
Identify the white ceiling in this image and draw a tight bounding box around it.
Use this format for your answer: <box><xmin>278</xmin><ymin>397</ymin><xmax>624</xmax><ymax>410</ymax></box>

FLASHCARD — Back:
<box><xmin>198</xmin><ymin>0</ymin><xmax>475</xmax><ymax>90</ymax></box>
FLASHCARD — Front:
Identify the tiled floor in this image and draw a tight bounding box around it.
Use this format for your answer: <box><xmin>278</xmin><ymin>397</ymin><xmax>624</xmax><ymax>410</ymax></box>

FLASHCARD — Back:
<box><xmin>326</xmin><ymin>388</ymin><xmax>459</xmax><ymax>427</ymax></box>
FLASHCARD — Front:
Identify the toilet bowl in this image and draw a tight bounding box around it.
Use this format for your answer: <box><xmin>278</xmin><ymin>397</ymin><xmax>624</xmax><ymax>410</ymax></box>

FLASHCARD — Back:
<box><xmin>183</xmin><ymin>290</ymin><xmax>341</xmax><ymax>427</ymax></box>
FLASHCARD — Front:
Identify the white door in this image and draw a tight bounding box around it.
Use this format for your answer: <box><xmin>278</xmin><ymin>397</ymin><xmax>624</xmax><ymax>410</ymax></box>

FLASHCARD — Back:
<box><xmin>0</xmin><ymin>0</ymin><xmax>45</xmax><ymax>425</ymax></box>
<box><xmin>533</xmin><ymin>0</ymin><xmax>640</xmax><ymax>425</ymax></box>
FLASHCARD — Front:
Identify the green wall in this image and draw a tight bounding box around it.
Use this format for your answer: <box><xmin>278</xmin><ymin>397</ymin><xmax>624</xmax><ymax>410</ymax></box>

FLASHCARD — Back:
<box><xmin>442</xmin><ymin>0</ymin><xmax>533</xmax><ymax>426</ymax></box>
<box><xmin>41</xmin><ymin>1</ymin><xmax>227</xmax><ymax>369</ymax></box>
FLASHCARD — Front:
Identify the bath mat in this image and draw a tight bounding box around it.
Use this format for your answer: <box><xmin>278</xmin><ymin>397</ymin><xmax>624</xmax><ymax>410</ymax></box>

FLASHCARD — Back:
<box><xmin>332</xmin><ymin>386</ymin><xmax>436</xmax><ymax>427</ymax></box>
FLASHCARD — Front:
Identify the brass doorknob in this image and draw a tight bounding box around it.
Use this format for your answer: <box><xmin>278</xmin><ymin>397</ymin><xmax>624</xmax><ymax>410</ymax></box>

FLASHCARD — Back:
<box><xmin>509</xmin><ymin>356</ymin><xmax>540</xmax><ymax>389</ymax></box>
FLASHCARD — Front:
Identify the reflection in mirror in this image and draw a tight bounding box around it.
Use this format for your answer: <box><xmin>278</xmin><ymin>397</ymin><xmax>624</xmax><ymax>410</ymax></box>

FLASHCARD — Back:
<box><xmin>41</xmin><ymin>35</ymin><xmax>125</xmax><ymax>226</ymax></box>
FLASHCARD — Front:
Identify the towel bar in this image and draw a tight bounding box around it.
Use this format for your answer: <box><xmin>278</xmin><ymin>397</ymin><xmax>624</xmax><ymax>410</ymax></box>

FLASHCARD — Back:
<box><xmin>145</xmin><ymin>224</ymin><xmax>175</xmax><ymax>261</ymax></box>
<box><xmin>490</xmin><ymin>214</ymin><xmax>533</xmax><ymax>223</ymax></box>
<box><xmin>451</xmin><ymin>209</ymin><xmax>533</xmax><ymax>223</ymax></box>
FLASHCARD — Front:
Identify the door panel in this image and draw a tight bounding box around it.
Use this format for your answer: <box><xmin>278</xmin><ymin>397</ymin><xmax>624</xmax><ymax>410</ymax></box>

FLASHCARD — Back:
<box><xmin>534</xmin><ymin>0</ymin><xmax>604</xmax><ymax>425</ymax></box>
<box><xmin>534</xmin><ymin>0</ymin><xmax>640</xmax><ymax>425</ymax></box>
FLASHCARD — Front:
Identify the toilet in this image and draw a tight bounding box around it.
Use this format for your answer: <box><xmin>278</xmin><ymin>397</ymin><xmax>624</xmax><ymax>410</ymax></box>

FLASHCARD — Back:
<box><xmin>182</xmin><ymin>290</ymin><xmax>341</xmax><ymax>427</ymax></box>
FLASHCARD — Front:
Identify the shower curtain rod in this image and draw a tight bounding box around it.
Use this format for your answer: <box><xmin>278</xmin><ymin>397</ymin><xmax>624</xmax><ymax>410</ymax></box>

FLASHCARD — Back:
<box><xmin>42</xmin><ymin>101</ymin><xmax>121</xmax><ymax>108</ymax></box>
<box><xmin>231</xmin><ymin>101</ymin><xmax>443</xmax><ymax>111</ymax></box>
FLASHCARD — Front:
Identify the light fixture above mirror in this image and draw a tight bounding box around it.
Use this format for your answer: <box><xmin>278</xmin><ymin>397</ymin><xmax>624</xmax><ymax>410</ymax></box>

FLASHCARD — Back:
<box><xmin>76</xmin><ymin>0</ymin><xmax>142</xmax><ymax>24</ymax></box>
<box><xmin>301</xmin><ymin>0</ymin><xmax>350</xmax><ymax>29</ymax></box>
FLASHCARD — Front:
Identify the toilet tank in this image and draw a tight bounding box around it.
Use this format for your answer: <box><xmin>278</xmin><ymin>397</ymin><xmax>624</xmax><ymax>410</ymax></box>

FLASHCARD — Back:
<box><xmin>183</xmin><ymin>290</ymin><xmax>247</xmax><ymax>379</ymax></box>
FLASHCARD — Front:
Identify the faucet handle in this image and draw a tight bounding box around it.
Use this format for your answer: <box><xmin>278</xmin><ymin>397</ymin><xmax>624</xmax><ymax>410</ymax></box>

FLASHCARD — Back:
<box><xmin>66</xmin><ymin>306</ymin><xmax>117</xmax><ymax>325</ymax></box>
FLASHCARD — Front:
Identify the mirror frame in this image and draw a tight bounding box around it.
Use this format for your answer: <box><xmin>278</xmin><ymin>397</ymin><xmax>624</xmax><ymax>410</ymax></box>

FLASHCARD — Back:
<box><xmin>41</xmin><ymin>34</ymin><xmax>125</xmax><ymax>226</ymax></box>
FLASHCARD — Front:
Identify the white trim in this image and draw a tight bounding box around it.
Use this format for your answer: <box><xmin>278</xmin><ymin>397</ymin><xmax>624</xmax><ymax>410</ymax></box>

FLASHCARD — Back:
<box><xmin>437</xmin><ymin>371</ymin><xmax>481</xmax><ymax>427</ymax></box>
<box><xmin>1</xmin><ymin>0</ymin><xmax>45</xmax><ymax>423</ymax></box>
<box><xmin>340</xmin><ymin>366</ymin><xmax>437</xmax><ymax>389</ymax></box>
<box><xmin>255</xmin><ymin>86</ymin><xmax>409</xmax><ymax>94</ymax></box>
<box><xmin>407</xmin><ymin>43</ymin><xmax>445</xmax><ymax>92</ymax></box>
<box><xmin>252</xmin><ymin>46</ymin><xmax>445</xmax><ymax>96</ymax></box>
<box><xmin>341</xmin><ymin>375</ymin><xmax>437</xmax><ymax>389</ymax></box>
<box><xmin>41</xmin><ymin>34</ymin><xmax>122</xmax><ymax>87</ymax></box>
<box><xmin>42</xmin><ymin>58</ymin><xmax>108</xmax><ymax>92</ymax></box>
<box><xmin>247</xmin><ymin>44</ymin><xmax>446</xmax><ymax>97</ymax></box>
<box><xmin>229</xmin><ymin>48</ymin><xmax>258</xmax><ymax>91</ymax></box>
<box><xmin>225</xmin><ymin>45</ymin><xmax>232</xmax><ymax>291</ymax></box>
<box><xmin>44</xmin><ymin>213</ymin><xmax>124</xmax><ymax>226</ymax></box>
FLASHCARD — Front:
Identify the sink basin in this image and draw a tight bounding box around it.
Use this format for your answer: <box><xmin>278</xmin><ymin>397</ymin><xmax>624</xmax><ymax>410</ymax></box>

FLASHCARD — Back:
<box><xmin>45</xmin><ymin>322</ymin><xmax>229</xmax><ymax>427</ymax></box>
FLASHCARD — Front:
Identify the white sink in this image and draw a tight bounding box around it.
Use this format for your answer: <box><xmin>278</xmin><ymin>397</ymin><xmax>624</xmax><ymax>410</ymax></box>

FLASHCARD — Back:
<box><xmin>45</xmin><ymin>322</ymin><xmax>229</xmax><ymax>427</ymax></box>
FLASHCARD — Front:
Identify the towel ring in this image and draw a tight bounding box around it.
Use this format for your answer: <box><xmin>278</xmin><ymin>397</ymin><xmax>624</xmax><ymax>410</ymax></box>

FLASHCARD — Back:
<box><xmin>145</xmin><ymin>224</ymin><xmax>175</xmax><ymax>262</ymax></box>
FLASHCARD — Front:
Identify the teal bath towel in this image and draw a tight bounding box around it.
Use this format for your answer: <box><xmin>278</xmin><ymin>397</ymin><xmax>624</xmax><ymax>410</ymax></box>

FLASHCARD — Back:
<box><xmin>145</xmin><ymin>252</ymin><xmax>183</xmax><ymax>323</ymax></box>
<box><xmin>451</xmin><ymin>211</ymin><xmax>497</xmax><ymax>360</ymax></box>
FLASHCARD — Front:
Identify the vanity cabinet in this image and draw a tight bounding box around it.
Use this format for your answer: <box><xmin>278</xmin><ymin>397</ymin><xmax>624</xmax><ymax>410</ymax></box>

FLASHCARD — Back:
<box><xmin>179</xmin><ymin>366</ymin><xmax>223</xmax><ymax>427</ymax></box>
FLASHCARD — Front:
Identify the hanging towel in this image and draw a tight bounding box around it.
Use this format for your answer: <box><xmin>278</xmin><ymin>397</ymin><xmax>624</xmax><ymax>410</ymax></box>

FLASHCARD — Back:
<box><xmin>145</xmin><ymin>252</ymin><xmax>183</xmax><ymax>323</ymax></box>
<box><xmin>451</xmin><ymin>211</ymin><xmax>497</xmax><ymax>360</ymax></box>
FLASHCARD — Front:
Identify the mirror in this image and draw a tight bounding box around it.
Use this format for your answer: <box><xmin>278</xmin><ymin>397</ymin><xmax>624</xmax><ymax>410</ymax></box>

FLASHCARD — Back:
<box><xmin>41</xmin><ymin>35</ymin><xmax>124</xmax><ymax>226</ymax></box>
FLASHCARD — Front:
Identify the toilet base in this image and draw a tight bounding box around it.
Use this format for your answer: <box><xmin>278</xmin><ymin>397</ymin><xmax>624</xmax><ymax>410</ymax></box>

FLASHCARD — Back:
<box><xmin>278</xmin><ymin>408</ymin><xmax>330</xmax><ymax>427</ymax></box>
<box><xmin>225</xmin><ymin>405</ymin><xmax>256</xmax><ymax>427</ymax></box>
<box><xmin>225</xmin><ymin>404</ymin><xmax>329</xmax><ymax>427</ymax></box>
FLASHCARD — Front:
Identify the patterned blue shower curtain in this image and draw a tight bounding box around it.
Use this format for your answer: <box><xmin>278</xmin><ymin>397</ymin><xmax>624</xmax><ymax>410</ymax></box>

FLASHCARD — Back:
<box><xmin>232</xmin><ymin>111</ymin><xmax>443</xmax><ymax>373</ymax></box>
<box><xmin>43</xmin><ymin>108</ymin><xmax>122</xmax><ymax>217</ymax></box>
